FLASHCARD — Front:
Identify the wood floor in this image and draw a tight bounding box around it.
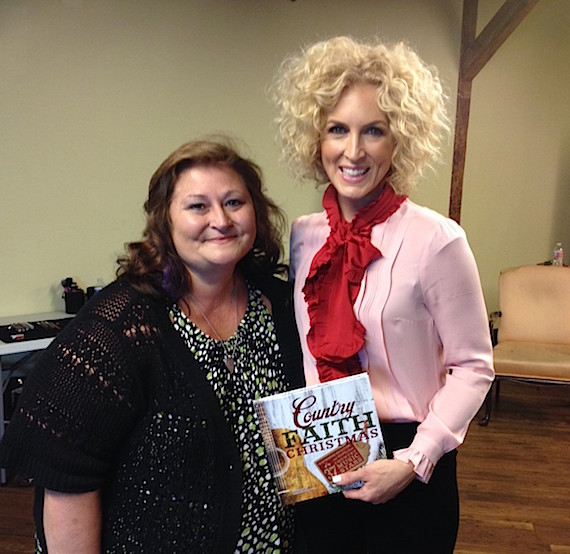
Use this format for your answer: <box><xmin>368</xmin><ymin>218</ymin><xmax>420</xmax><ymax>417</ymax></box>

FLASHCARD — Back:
<box><xmin>455</xmin><ymin>382</ymin><xmax>570</xmax><ymax>554</ymax></box>
<box><xmin>0</xmin><ymin>382</ymin><xmax>568</xmax><ymax>553</ymax></box>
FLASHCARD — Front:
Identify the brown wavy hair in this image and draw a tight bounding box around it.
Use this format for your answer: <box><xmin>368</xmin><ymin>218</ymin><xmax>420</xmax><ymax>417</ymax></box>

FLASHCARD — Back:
<box><xmin>117</xmin><ymin>136</ymin><xmax>287</xmax><ymax>299</ymax></box>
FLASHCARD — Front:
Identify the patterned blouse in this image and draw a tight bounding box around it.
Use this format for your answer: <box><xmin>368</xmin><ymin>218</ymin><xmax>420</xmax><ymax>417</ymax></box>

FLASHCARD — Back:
<box><xmin>170</xmin><ymin>283</ymin><xmax>294</xmax><ymax>553</ymax></box>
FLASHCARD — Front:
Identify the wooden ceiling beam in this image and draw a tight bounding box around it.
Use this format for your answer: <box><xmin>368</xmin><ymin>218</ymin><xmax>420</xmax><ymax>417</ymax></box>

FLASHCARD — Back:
<box><xmin>448</xmin><ymin>0</ymin><xmax>540</xmax><ymax>223</ymax></box>
<box><xmin>464</xmin><ymin>0</ymin><xmax>541</xmax><ymax>80</ymax></box>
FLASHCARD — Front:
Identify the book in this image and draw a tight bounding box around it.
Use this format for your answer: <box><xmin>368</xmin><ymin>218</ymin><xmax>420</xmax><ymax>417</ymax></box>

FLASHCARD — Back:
<box><xmin>253</xmin><ymin>373</ymin><xmax>386</xmax><ymax>505</ymax></box>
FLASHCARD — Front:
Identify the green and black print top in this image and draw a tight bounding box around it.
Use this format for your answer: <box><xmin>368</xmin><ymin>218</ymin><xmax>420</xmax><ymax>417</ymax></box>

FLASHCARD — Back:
<box><xmin>170</xmin><ymin>283</ymin><xmax>294</xmax><ymax>553</ymax></box>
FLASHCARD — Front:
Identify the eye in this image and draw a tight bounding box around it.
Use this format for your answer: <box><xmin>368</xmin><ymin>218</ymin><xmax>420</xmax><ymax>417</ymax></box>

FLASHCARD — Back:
<box><xmin>365</xmin><ymin>126</ymin><xmax>386</xmax><ymax>136</ymax></box>
<box><xmin>225</xmin><ymin>197</ymin><xmax>245</xmax><ymax>209</ymax></box>
<box><xmin>186</xmin><ymin>202</ymin><xmax>207</xmax><ymax>212</ymax></box>
<box><xmin>326</xmin><ymin>124</ymin><xmax>348</xmax><ymax>135</ymax></box>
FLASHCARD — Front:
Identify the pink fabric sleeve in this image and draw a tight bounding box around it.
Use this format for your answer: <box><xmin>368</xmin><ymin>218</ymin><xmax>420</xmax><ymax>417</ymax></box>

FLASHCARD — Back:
<box><xmin>397</xmin><ymin>234</ymin><xmax>494</xmax><ymax>482</ymax></box>
<box><xmin>393</xmin><ymin>447</ymin><xmax>434</xmax><ymax>483</ymax></box>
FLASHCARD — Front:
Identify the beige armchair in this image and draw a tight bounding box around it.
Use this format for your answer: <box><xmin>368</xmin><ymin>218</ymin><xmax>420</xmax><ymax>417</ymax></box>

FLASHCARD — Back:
<box><xmin>480</xmin><ymin>264</ymin><xmax>570</xmax><ymax>425</ymax></box>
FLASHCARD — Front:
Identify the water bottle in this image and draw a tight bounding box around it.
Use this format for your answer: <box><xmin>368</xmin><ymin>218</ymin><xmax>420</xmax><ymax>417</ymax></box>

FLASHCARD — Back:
<box><xmin>552</xmin><ymin>242</ymin><xmax>564</xmax><ymax>267</ymax></box>
<box><xmin>86</xmin><ymin>278</ymin><xmax>105</xmax><ymax>300</ymax></box>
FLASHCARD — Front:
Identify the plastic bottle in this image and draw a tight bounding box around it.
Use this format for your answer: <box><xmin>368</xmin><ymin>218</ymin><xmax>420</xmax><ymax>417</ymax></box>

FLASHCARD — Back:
<box><xmin>94</xmin><ymin>277</ymin><xmax>105</xmax><ymax>293</ymax></box>
<box><xmin>552</xmin><ymin>242</ymin><xmax>564</xmax><ymax>267</ymax></box>
<box><xmin>86</xmin><ymin>278</ymin><xmax>105</xmax><ymax>301</ymax></box>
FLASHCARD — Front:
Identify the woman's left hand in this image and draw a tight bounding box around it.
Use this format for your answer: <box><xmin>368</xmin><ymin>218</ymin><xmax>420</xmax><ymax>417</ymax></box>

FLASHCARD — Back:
<box><xmin>333</xmin><ymin>459</ymin><xmax>416</xmax><ymax>505</ymax></box>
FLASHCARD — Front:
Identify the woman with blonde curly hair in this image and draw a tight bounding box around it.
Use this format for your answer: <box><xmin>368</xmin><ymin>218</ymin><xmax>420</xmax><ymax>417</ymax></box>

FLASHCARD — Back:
<box><xmin>272</xmin><ymin>36</ymin><xmax>494</xmax><ymax>552</ymax></box>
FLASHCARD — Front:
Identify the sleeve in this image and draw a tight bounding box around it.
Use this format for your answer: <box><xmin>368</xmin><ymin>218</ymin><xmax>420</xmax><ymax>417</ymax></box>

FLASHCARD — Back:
<box><xmin>0</xmin><ymin>304</ymin><xmax>145</xmax><ymax>492</ymax></box>
<box><xmin>392</xmin><ymin>230</ymin><xmax>494</xmax><ymax>483</ymax></box>
<box><xmin>288</xmin><ymin>212</ymin><xmax>326</xmax><ymax>284</ymax></box>
<box><xmin>289</xmin><ymin>217</ymin><xmax>302</xmax><ymax>283</ymax></box>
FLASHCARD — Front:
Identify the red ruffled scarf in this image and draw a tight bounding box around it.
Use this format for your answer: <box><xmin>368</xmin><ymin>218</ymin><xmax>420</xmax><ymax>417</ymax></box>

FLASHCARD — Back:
<box><xmin>302</xmin><ymin>184</ymin><xmax>406</xmax><ymax>382</ymax></box>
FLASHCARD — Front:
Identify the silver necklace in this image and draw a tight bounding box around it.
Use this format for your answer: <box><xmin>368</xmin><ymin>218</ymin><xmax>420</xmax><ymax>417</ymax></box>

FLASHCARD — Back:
<box><xmin>188</xmin><ymin>280</ymin><xmax>239</xmax><ymax>372</ymax></box>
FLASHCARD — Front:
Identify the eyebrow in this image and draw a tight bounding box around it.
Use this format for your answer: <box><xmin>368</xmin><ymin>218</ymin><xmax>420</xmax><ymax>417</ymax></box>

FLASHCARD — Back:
<box><xmin>178</xmin><ymin>194</ymin><xmax>208</xmax><ymax>202</ymax></box>
<box><xmin>179</xmin><ymin>190</ymin><xmax>245</xmax><ymax>202</ymax></box>
<box><xmin>325</xmin><ymin>118</ymin><xmax>389</xmax><ymax>126</ymax></box>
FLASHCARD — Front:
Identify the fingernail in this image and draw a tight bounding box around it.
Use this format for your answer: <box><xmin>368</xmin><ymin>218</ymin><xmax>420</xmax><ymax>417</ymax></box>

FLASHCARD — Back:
<box><xmin>332</xmin><ymin>475</ymin><xmax>342</xmax><ymax>484</ymax></box>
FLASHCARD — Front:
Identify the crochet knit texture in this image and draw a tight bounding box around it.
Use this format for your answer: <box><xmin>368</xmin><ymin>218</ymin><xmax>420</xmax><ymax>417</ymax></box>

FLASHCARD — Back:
<box><xmin>0</xmin><ymin>277</ymin><xmax>303</xmax><ymax>552</ymax></box>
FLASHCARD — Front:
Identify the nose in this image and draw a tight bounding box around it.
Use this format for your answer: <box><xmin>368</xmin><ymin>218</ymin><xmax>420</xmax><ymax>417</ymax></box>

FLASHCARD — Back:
<box><xmin>345</xmin><ymin>133</ymin><xmax>365</xmax><ymax>161</ymax></box>
<box><xmin>211</xmin><ymin>204</ymin><xmax>232</xmax><ymax>229</ymax></box>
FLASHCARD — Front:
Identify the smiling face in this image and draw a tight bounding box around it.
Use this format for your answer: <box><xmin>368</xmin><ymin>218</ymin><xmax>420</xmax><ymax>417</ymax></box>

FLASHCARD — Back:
<box><xmin>168</xmin><ymin>164</ymin><xmax>256</xmax><ymax>280</ymax></box>
<box><xmin>320</xmin><ymin>82</ymin><xmax>395</xmax><ymax>221</ymax></box>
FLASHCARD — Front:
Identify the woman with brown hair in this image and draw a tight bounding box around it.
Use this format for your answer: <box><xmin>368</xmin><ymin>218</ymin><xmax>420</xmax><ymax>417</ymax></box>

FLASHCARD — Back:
<box><xmin>0</xmin><ymin>137</ymin><xmax>304</xmax><ymax>553</ymax></box>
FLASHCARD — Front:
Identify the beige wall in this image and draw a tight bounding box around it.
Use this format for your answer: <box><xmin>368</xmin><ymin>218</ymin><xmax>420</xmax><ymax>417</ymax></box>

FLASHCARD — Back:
<box><xmin>463</xmin><ymin>0</ymin><xmax>570</xmax><ymax>311</ymax></box>
<box><xmin>1</xmin><ymin>0</ymin><xmax>568</xmax><ymax>317</ymax></box>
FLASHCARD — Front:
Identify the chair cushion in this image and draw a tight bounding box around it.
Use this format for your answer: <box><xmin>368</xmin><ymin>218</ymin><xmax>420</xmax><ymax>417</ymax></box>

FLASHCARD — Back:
<box><xmin>498</xmin><ymin>265</ymin><xmax>570</xmax><ymax>344</ymax></box>
<box><xmin>493</xmin><ymin>341</ymin><xmax>570</xmax><ymax>380</ymax></box>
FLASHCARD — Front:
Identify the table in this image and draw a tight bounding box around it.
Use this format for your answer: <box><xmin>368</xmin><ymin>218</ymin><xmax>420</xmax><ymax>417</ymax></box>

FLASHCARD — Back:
<box><xmin>0</xmin><ymin>311</ymin><xmax>73</xmax><ymax>484</ymax></box>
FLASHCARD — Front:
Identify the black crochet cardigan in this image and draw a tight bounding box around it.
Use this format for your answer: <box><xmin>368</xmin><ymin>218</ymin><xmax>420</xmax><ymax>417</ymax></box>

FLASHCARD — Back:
<box><xmin>0</xmin><ymin>276</ymin><xmax>304</xmax><ymax>553</ymax></box>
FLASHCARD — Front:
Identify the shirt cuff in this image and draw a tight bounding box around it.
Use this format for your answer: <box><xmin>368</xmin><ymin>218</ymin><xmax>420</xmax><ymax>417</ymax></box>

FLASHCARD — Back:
<box><xmin>393</xmin><ymin>447</ymin><xmax>434</xmax><ymax>484</ymax></box>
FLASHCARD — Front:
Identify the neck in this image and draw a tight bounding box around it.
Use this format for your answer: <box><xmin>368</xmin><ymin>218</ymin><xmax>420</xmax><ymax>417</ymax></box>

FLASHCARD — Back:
<box><xmin>180</xmin><ymin>273</ymin><xmax>243</xmax><ymax>340</ymax></box>
<box><xmin>338</xmin><ymin>182</ymin><xmax>388</xmax><ymax>222</ymax></box>
<box><xmin>189</xmin><ymin>273</ymin><xmax>236</xmax><ymax>311</ymax></box>
<box><xmin>182</xmin><ymin>273</ymin><xmax>242</xmax><ymax>373</ymax></box>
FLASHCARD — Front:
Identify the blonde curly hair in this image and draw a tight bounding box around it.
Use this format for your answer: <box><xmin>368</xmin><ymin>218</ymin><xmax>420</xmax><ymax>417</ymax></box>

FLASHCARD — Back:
<box><xmin>271</xmin><ymin>36</ymin><xmax>450</xmax><ymax>195</ymax></box>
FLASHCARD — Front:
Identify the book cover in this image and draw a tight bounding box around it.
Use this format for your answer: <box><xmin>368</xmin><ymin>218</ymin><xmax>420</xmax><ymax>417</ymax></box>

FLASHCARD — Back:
<box><xmin>253</xmin><ymin>373</ymin><xmax>386</xmax><ymax>505</ymax></box>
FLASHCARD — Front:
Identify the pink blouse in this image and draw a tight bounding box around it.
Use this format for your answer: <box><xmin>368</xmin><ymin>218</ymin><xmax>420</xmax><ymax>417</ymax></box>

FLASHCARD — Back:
<box><xmin>290</xmin><ymin>199</ymin><xmax>494</xmax><ymax>483</ymax></box>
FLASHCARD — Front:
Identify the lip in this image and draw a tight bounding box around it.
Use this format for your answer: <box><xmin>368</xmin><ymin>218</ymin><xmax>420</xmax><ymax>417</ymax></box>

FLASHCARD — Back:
<box><xmin>205</xmin><ymin>234</ymin><xmax>237</xmax><ymax>243</ymax></box>
<box><xmin>339</xmin><ymin>166</ymin><xmax>370</xmax><ymax>183</ymax></box>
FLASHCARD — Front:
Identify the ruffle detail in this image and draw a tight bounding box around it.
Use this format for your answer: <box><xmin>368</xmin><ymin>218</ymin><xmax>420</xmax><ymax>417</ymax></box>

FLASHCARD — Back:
<box><xmin>302</xmin><ymin>184</ymin><xmax>406</xmax><ymax>382</ymax></box>
<box><xmin>393</xmin><ymin>447</ymin><xmax>434</xmax><ymax>484</ymax></box>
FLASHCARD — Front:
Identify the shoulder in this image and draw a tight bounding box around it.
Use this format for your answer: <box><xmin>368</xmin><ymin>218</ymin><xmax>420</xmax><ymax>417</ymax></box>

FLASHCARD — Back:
<box><xmin>64</xmin><ymin>278</ymin><xmax>168</xmax><ymax>341</ymax></box>
<box><xmin>247</xmin><ymin>275</ymin><xmax>295</xmax><ymax>328</ymax></box>
<box><xmin>291</xmin><ymin>210</ymin><xmax>327</xmax><ymax>232</ymax></box>
<box><xmin>399</xmin><ymin>200</ymin><xmax>466</xmax><ymax>243</ymax></box>
<box><xmin>251</xmin><ymin>275</ymin><xmax>292</xmax><ymax>305</ymax></box>
<box><xmin>87</xmin><ymin>278</ymin><xmax>166</xmax><ymax>315</ymax></box>
<box><xmin>290</xmin><ymin>211</ymin><xmax>329</xmax><ymax>270</ymax></box>
<box><xmin>291</xmin><ymin>211</ymin><xmax>328</xmax><ymax>243</ymax></box>
<box><xmin>392</xmin><ymin>202</ymin><xmax>479</xmax><ymax>277</ymax></box>
<box><xmin>292</xmin><ymin>210</ymin><xmax>328</xmax><ymax>227</ymax></box>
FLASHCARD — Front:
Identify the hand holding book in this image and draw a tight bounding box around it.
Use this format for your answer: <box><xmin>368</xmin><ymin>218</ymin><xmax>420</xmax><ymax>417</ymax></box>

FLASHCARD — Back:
<box><xmin>332</xmin><ymin>457</ymin><xmax>416</xmax><ymax>504</ymax></box>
